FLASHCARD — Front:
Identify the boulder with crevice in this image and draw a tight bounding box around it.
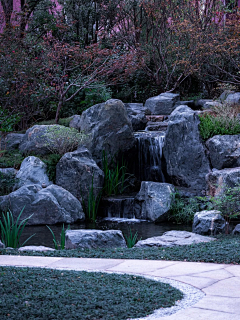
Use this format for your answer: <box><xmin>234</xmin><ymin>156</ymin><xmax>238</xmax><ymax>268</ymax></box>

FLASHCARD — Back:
<box><xmin>15</xmin><ymin>156</ymin><xmax>51</xmax><ymax>189</ymax></box>
<box><xmin>0</xmin><ymin>184</ymin><xmax>85</xmax><ymax>225</ymax></box>
<box><xmin>124</xmin><ymin>103</ymin><xmax>148</xmax><ymax>131</ymax></box>
<box><xmin>79</xmin><ymin>99</ymin><xmax>135</xmax><ymax>166</ymax></box>
<box><xmin>56</xmin><ymin>147</ymin><xmax>104</xmax><ymax>205</ymax></box>
<box><xmin>163</xmin><ymin>105</ymin><xmax>211</xmax><ymax>194</ymax></box>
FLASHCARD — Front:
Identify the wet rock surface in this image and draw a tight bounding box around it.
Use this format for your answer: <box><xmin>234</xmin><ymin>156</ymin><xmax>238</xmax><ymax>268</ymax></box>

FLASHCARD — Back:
<box><xmin>144</xmin><ymin>93</ymin><xmax>180</xmax><ymax>115</ymax></box>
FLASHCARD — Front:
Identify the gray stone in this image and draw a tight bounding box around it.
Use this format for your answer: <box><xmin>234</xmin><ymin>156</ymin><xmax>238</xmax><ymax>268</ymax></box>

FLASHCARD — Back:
<box><xmin>206</xmin><ymin>167</ymin><xmax>240</xmax><ymax>196</ymax></box>
<box><xmin>15</xmin><ymin>156</ymin><xmax>51</xmax><ymax>189</ymax></box>
<box><xmin>19</xmin><ymin>125</ymin><xmax>67</xmax><ymax>156</ymax></box>
<box><xmin>134</xmin><ymin>182</ymin><xmax>175</xmax><ymax>222</ymax></box>
<box><xmin>0</xmin><ymin>240</ymin><xmax>5</xmax><ymax>248</ymax></box>
<box><xmin>232</xmin><ymin>224</ymin><xmax>240</xmax><ymax>235</ymax></box>
<box><xmin>195</xmin><ymin>99</ymin><xmax>213</xmax><ymax>109</ymax></box>
<box><xmin>206</xmin><ymin>135</ymin><xmax>240</xmax><ymax>170</ymax></box>
<box><xmin>134</xmin><ymin>230</ymin><xmax>215</xmax><ymax>248</ymax></box>
<box><xmin>0</xmin><ymin>184</ymin><xmax>85</xmax><ymax>225</ymax></box>
<box><xmin>192</xmin><ymin>210</ymin><xmax>225</xmax><ymax>235</ymax></box>
<box><xmin>203</xmin><ymin>101</ymin><xmax>223</xmax><ymax>109</ymax></box>
<box><xmin>69</xmin><ymin>115</ymin><xmax>81</xmax><ymax>131</ymax></box>
<box><xmin>0</xmin><ymin>133</ymin><xmax>24</xmax><ymax>151</ymax></box>
<box><xmin>225</xmin><ymin>92</ymin><xmax>240</xmax><ymax>105</ymax></box>
<box><xmin>219</xmin><ymin>90</ymin><xmax>235</xmax><ymax>102</ymax></box>
<box><xmin>79</xmin><ymin>99</ymin><xmax>135</xmax><ymax>165</ymax></box>
<box><xmin>174</xmin><ymin>100</ymin><xmax>195</xmax><ymax>109</ymax></box>
<box><xmin>18</xmin><ymin>246</ymin><xmax>55</xmax><ymax>252</ymax></box>
<box><xmin>124</xmin><ymin>103</ymin><xmax>147</xmax><ymax>131</ymax></box>
<box><xmin>0</xmin><ymin>168</ymin><xmax>17</xmax><ymax>176</ymax></box>
<box><xmin>163</xmin><ymin>106</ymin><xmax>211</xmax><ymax>194</ymax></box>
<box><xmin>144</xmin><ymin>92</ymin><xmax>180</xmax><ymax>115</ymax></box>
<box><xmin>55</xmin><ymin>147</ymin><xmax>104</xmax><ymax>205</ymax></box>
<box><xmin>65</xmin><ymin>229</ymin><xmax>127</xmax><ymax>249</ymax></box>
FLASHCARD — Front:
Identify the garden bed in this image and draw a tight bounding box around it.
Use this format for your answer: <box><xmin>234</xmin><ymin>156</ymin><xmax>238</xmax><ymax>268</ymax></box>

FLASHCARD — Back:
<box><xmin>0</xmin><ymin>267</ymin><xmax>182</xmax><ymax>320</ymax></box>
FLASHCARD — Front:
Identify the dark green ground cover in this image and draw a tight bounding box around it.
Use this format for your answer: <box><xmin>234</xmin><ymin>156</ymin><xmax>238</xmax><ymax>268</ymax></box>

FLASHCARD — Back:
<box><xmin>1</xmin><ymin>235</ymin><xmax>240</xmax><ymax>264</ymax></box>
<box><xmin>0</xmin><ymin>267</ymin><xmax>182</xmax><ymax>320</ymax></box>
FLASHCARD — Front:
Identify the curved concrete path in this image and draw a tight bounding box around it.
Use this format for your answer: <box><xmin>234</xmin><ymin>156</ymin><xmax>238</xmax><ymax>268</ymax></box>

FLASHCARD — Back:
<box><xmin>1</xmin><ymin>256</ymin><xmax>240</xmax><ymax>319</ymax></box>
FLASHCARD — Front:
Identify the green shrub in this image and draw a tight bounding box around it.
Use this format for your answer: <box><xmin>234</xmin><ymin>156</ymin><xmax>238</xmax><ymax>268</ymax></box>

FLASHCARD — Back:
<box><xmin>0</xmin><ymin>171</ymin><xmax>18</xmax><ymax>196</ymax></box>
<box><xmin>40</xmin><ymin>154</ymin><xmax>61</xmax><ymax>183</ymax></box>
<box><xmin>41</xmin><ymin>126</ymin><xmax>88</xmax><ymax>156</ymax></box>
<box><xmin>168</xmin><ymin>192</ymin><xmax>202</xmax><ymax>224</ymax></box>
<box><xmin>199</xmin><ymin>113</ymin><xmax>240</xmax><ymax>140</ymax></box>
<box><xmin>0</xmin><ymin>151</ymin><xmax>25</xmax><ymax>169</ymax></box>
<box><xmin>36</xmin><ymin>117</ymin><xmax>72</xmax><ymax>127</ymax></box>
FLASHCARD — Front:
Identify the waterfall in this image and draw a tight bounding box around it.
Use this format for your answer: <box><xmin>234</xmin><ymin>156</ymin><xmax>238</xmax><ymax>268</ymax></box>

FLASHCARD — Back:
<box><xmin>134</xmin><ymin>131</ymin><xmax>165</xmax><ymax>182</ymax></box>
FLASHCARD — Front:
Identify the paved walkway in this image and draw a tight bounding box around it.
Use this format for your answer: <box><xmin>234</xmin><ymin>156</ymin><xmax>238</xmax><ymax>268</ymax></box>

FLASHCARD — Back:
<box><xmin>0</xmin><ymin>256</ymin><xmax>240</xmax><ymax>319</ymax></box>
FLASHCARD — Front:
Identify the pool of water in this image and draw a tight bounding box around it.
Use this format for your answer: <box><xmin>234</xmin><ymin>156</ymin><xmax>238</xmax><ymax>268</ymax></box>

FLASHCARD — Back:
<box><xmin>20</xmin><ymin>219</ymin><xmax>192</xmax><ymax>248</ymax></box>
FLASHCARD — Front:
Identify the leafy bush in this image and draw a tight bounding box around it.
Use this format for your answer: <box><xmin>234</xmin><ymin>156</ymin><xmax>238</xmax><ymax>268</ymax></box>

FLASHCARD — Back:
<box><xmin>199</xmin><ymin>113</ymin><xmax>240</xmax><ymax>140</ymax></box>
<box><xmin>168</xmin><ymin>192</ymin><xmax>202</xmax><ymax>224</ymax></box>
<box><xmin>0</xmin><ymin>171</ymin><xmax>18</xmax><ymax>196</ymax></box>
<box><xmin>0</xmin><ymin>151</ymin><xmax>25</xmax><ymax>169</ymax></box>
<box><xmin>40</xmin><ymin>154</ymin><xmax>61</xmax><ymax>183</ymax></box>
<box><xmin>41</xmin><ymin>126</ymin><xmax>88</xmax><ymax>156</ymax></box>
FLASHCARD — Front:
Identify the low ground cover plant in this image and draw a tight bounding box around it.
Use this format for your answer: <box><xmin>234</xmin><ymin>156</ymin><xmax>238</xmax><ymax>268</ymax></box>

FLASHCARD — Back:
<box><xmin>0</xmin><ymin>267</ymin><xmax>183</xmax><ymax>320</ymax></box>
<box><xmin>2</xmin><ymin>235</ymin><xmax>240</xmax><ymax>264</ymax></box>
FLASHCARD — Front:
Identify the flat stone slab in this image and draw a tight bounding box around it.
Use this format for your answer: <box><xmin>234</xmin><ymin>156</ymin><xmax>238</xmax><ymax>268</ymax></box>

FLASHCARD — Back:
<box><xmin>18</xmin><ymin>246</ymin><xmax>55</xmax><ymax>252</ymax></box>
<box><xmin>134</xmin><ymin>230</ymin><xmax>215</xmax><ymax>248</ymax></box>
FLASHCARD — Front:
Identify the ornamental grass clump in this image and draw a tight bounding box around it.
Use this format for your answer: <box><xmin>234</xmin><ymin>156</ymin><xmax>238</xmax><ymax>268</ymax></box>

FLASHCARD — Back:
<box><xmin>41</xmin><ymin>125</ymin><xmax>88</xmax><ymax>156</ymax></box>
<box><xmin>46</xmin><ymin>224</ymin><xmax>70</xmax><ymax>249</ymax></box>
<box><xmin>124</xmin><ymin>228</ymin><xmax>141</xmax><ymax>248</ymax></box>
<box><xmin>199</xmin><ymin>102</ymin><xmax>240</xmax><ymax>140</ymax></box>
<box><xmin>0</xmin><ymin>208</ymin><xmax>35</xmax><ymax>248</ymax></box>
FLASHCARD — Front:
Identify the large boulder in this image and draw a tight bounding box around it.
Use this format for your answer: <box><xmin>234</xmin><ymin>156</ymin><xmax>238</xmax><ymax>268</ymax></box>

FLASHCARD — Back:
<box><xmin>65</xmin><ymin>229</ymin><xmax>127</xmax><ymax>249</ymax></box>
<box><xmin>232</xmin><ymin>224</ymin><xmax>240</xmax><ymax>235</ymax></box>
<box><xmin>124</xmin><ymin>103</ymin><xmax>148</xmax><ymax>131</ymax></box>
<box><xmin>206</xmin><ymin>135</ymin><xmax>240</xmax><ymax>170</ymax></box>
<box><xmin>225</xmin><ymin>92</ymin><xmax>240</xmax><ymax>105</ymax></box>
<box><xmin>15</xmin><ymin>156</ymin><xmax>51</xmax><ymax>189</ymax></box>
<box><xmin>192</xmin><ymin>210</ymin><xmax>225</xmax><ymax>235</ymax></box>
<box><xmin>163</xmin><ymin>105</ymin><xmax>211</xmax><ymax>194</ymax></box>
<box><xmin>134</xmin><ymin>182</ymin><xmax>175</xmax><ymax>222</ymax></box>
<box><xmin>0</xmin><ymin>184</ymin><xmax>85</xmax><ymax>225</ymax></box>
<box><xmin>0</xmin><ymin>133</ymin><xmax>24</xmax><ymax>151</ymax></box>
<box><xmin>55</xmin><ymin>147</ymin><xmax>104</xmax><ymax>205</ymax></box>
<box><xmin>79</xmin><ymin>99</ymin><xmax>136</xmax><ymax>165</ymax></box>
<box><xmin>144</xmin><ymin>92</ymin><xmax>180</xmax><ymax>115</ymax></box>
<box><xmin>206</xmin><ymin>167</ymin><xmax>240</xmax><ymax>196</ymax></box>
<box><xmin>134</xmin><ymin>230</ymin><xmax>215</xmax><ymax>248</ymax></box>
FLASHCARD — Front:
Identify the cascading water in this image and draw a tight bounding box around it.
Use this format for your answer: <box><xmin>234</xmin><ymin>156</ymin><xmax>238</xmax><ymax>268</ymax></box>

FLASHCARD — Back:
<box><xmin>134</xmin><ymin>131</ymin><xmax>166</xmax><ymax>182</ymax></box>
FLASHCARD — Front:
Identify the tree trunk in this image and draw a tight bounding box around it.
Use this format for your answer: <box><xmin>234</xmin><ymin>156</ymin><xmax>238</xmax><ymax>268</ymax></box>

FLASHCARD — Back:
<box><xmin>55</xmin><ymin>100</ymin><xmax>63</xmax><ymax>124</ymax></box>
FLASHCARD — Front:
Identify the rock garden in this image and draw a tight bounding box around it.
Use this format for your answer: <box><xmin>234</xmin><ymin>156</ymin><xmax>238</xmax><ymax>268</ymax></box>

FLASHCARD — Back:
<box><xmin>2</xmin><ymin>91</ymin><xmax>240</xmax><ymax>319</ymax></box>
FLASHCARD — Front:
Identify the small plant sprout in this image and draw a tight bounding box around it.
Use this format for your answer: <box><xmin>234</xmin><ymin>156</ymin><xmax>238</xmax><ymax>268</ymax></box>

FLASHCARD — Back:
<box><xmin>124</xmin><ymin>228</ymin><xmax>141</xmax><ymax>248</ymax></box>
<box><xmin>46</xmin><ymin>224</ymin><xmax>70</xmax><ymax>250</ymax></box>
